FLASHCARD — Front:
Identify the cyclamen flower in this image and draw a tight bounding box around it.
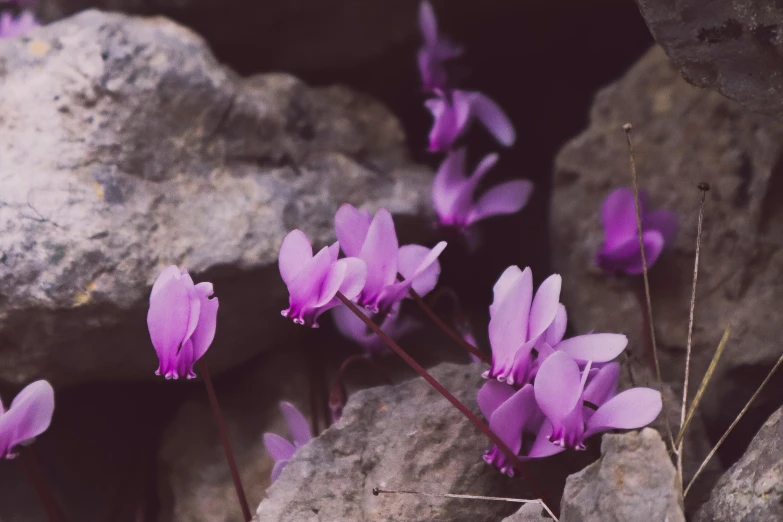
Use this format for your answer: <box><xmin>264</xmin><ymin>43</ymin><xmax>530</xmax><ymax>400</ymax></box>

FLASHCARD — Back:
<box><xmin>279</xmin><ymin>229</ymin><xmax>367</xmax><ymax>328</ymax></box>
<box><xmin>0</xmin><ymin>10</ymin><xmax>38</xmax><ymax>39</ymax></box>
<box><xmin>477</xmin><ymin>380</ymin><xmax>564</xmax><ymax>475</ymax></box>
<box><xmin>263</xmin><ymin>402</ymin><xmax>313</xmax><ymax>482</ymax></box>
<box><xmin>596</xmin><ymin>188</ymin><xmax>678</xmax><ymax>275</ymax></box>
<box><xmin>332</xmin><ymin>305</ymin><xmax>418</xmax><ymax>355</ymax></box>
<box><xmin>334</xmin><ymin>204</ymin><xmax>446</xmax><ymax>316</ymax></box>
<box><xmin>147</xmin><ymin>266</ymin><xmax>219</xmax><ymax>380</ymax></box>
<box><xmin>0</xmin><ymin>380</ymin><xmax>54</xmax><ymax>459</ymax></box>
<box><xmin>417</xmin><ymin>0</ymin><xmax>462</xmax><ymax>92</ymax></box>
<box><xmin>426</xmin><ymin>89</ymin><xmax>515</xmax><ymax>152</ymax></box>
<box><xmin>433</xmin><ymin>148</ymin><xmax>533</xmax><ymax>228</ymax></box>
<box><xmin>534</xmin><ymin>352</ymin><xmax>661</xmax><ymax>450</ymax></box>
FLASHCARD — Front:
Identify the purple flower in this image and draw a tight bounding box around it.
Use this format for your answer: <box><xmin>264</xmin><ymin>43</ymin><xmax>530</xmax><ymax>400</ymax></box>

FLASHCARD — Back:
<box><xmin>417</xmin><ymin>0</ymin><xmax>462</xmax><ymax>92</ymax></box>
<box><xmin>332</xmin><ymin>304</ymin><xmax>418</xmax><ymax>355</ymax></box>
<box><xmin>477</xmin><ymin>380</ymin><xmax>564</xmax><ymax>475</ymax></box>
<box><xmin>263</xmin><ymin>401</ymin><xmax>313</xmax><ymax>483</ymax></box>
<box><xmin>147</xmin><ymin>266</ymin><xmax>219</xmax><ymax>380</ymax></box>
<box><xmin>596</xmin><ymin>188</ymin><xmax>678</xmax><ymax>275</ymax></box>
<box><xmin>0</xmin><ymin>10</ymin><xmax>38</xmax><ymax>39</ymax></box>
<box><xmin>0</xmin><ymin>380</ymin><xmax>54</xmax><ymax>459</ymax></box>
<box><xmin>534</xmin><ymin>351</ymin><xmax>661</xmax><ymax>450</ymax></box>
<box><xmin>334</xmin><ymin>204</ymin><xmax>446</xmax><ymax>316</ymax></box>
<box><xmin>432</xmin><ymin>148</ymin><xmax>533</xmax><ymax>228</ymax></box>
<box><xmin>279</xmin><ymin>229</ymin><xmax>368</xmax><ymax>328</ymax></box>
<box><xmin>426</xmin><ymin>89</ymin><xmax>515</xmax><ymax>152</ymax></box>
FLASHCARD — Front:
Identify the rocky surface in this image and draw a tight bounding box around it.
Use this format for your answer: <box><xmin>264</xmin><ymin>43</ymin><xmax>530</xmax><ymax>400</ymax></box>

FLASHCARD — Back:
<box><xmin>501</xmin><ymin>504</ymin><xmax>551</xmax><ymax>522</ymax></box>
<box><xmin>0</xmin><ymin>10</ymin><xmax>432</xmax><ymax>387</ymax></box>
<box><xmin>635</xmin><ymin>0</ymin><xmax>783</xmax><ymax>122</ymax></box>
<box><xmin>552</xmin><ymin>46</ymin><xmax>783</xmax><ymax>437</ymax></box>
<box><xmin>561</xmin><ymin>429</ymin><xmax>685</xmax><ymax>522</ymax></box>
<box><xmin>254</xmin><ymin>362</ymin><xmax>530</xmax><ymax>522</ymax></box>
<box><xmin>695</xmin><ymin>405</ymin><xmax>783</xmax><ymax>522</ymax></box>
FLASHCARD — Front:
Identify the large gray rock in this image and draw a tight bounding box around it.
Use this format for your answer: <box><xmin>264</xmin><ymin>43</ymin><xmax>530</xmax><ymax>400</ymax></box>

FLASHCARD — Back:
<box><xmin>552</xmin><ymin>46</ymin><xmax>783</xmax><ymax>439</ymax></box>
<box><xmin>561</xmin><ymin>429</ymin><xmax>685</xmax><ymax>522</ymax></box>
<box><xmin>502</xmin><ymin>504</ymin><xmax>551</xmax><ymax>522</ymax></box>
<box><xmin>635</xmin><ymin>0</ymin><xmax>783</xmax><ymax>122</ymax></box>
<box><xmin>695</xmin><ymin>406</ymin><xmax>783</xmax><ymax>522</ymax></box>
<box><xmin>254</xmin><ymin>363</ymin><xmax>530</xmax><ymax>522</ymax></box>
<box><xmin>0</xmin><ymin>10</ymin><xmax>431</xmax><ymax>387</ymax></box>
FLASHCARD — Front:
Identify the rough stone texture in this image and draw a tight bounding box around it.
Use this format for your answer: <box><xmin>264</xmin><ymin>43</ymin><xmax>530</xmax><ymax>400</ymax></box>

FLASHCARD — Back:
<box><xmin>502</xmin><ymin>504</ymin><xmax>551</xmax><ymax>522</ymax></box>
<box><xmin>254</xmin><ymin>363</ymin><xmax>529</xmax><ymax>522</ymax></box>
<box><xmin>695</xmin><ymin>406</ymin><xmax>783</xmax><ymax>522</ymax></box>
<box><xmin>561</xmin><ymin>429</ymin><xmax>685</xmax><ymax>522</ymax></box>
<box><xmin>635</xmin><ymin>0</ymin><xmax>783</xmax><ymax>122</ymax></box>
<box><xmin>552</xmin><ymin>46</ymin><xmax>783</xmax><ymax>435</ymax></box>
<box><xmin>0</xmin><ymin>10</ymin><xmax>431</xmax><ymax>387</ymax></box>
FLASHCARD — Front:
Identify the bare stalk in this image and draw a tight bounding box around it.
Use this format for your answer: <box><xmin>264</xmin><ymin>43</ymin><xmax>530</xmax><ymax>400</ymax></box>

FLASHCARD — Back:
<box><xmin>20</xmin><ymin>448</ymin><xmax>66</xmax><ymax>522</ymax></box>
<box><xmin>685</xmin><ymin>350</ymin><xmax>783</xmax><ymax>497</ymax></box>
<box><xmin>623</xmin><ymin>123</ymin><xmax>676</xmax><ymax>449</ymax></box>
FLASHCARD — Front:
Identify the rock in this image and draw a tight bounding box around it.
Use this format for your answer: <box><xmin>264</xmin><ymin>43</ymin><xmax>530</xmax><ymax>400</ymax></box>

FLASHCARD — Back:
<box><xmin>254</xmin><ymin>362</ymin><xmax>531</xmax><ymax>522</ymax></box>
<box><xmin>551</xmin><ymin>46</ymin><xmax>783</xmax><ymax>441</ymax></box>
<box><xmin>695</xmin><ymin>406</ymin><xmax>783</xmax><ymax>522</ymax></box>
<box><xmin>0</xmin><ymin>10</ymin><xmax>432</xmax><ymax>387</ymax></box>
<box><xmin>561</xmin><ymin>429</ymin><xmax>685</xmax><ymax>522</ymax></box>
<box><xmin>635</xmin><ymin>0</ymin><xmax>783</xmax><ymax>122</ymax></box>
<box><xmin>502</xmin><ymin>504</ymin><xmax>552</xmax><ymax>522</ymax></box>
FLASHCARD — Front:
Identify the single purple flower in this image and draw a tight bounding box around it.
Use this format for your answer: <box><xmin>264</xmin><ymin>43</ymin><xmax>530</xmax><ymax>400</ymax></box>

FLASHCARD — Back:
<box><xmin>334</xmin><ymin>204</ymin><xmax>446</xmax><ymax>316</ymax></box>
<box><xmin>596</xmin><ymin>187</ymin><xmax>678</xmax><ymax>275</ymax></box>
<box><xmin>477</xmin><ymin>380</ymin><xmax>564</xmax><ymax>475</ymax></box>
<box><xmin>332</xmin><ymin>304</ymin><xmax>418</xmax><ymax>355</ymax></box>
<box><xmin>534</xmin><ymin>351</ymin><xmax>661</xmax><ymax>450</ymax></box>
<box><xmin>0</xmin><ymin>380</ymin><xmax>54</xmax><ymax>459</ymax></box>
<box><xmin>279</xmin><ymin>229</ymin><xmax>368</xmax><ymax>328</ymax></box>
<box><xmin>147</xmin><ymin>266</ymin><xmax>219</xmax><ymax>380</ymax></box>
<box><xmin>425</xmin><ymin>89</ymin><xmax>516</xmax><ymax>152</ymax></box>
<box><xmin>432</xmin><ymin>148</ymin><xmax>533</xmax><ymax>228</ymax></box>
<box><xmin>263</xmin><ymin>401</ymin><xmax>313</xmax><ymax>483</ymax></box>
<box><xmin>484</xmin><ymin>266</ymin><xmax>562</xmax><ymax>386</ymax></box>
<box><xmin>417</xmin><ymin>0</ymin><xmax>463</xmax><ymax>92</ymax></box>
<box><xmin>0</xmin><ymin>10</ymin><xmax>38</xmax><ymax>39</ymax></box>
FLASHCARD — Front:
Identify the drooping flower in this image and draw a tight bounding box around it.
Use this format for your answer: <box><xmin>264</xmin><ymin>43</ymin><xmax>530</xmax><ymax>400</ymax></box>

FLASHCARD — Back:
<box><xmin>425</xmin><ymin>89</ymin><xmax>516</xmax><ymax>152</ymax></box>
<box><xmin>263</xmin><ymin>402</ymin><xmax>313</xmax><ymax>482</ymax></box>
<box><xmin>432</xmin><ymin>148</ymin><xmax>533</xmax><ymax>229</ymax></box>
<box><xmin>596</xmin><ymin>187</ymin><xmax>678</xmax><ymax>275</ymax></box>
<box><xmin>484</xmin><ymin>266</ymin><xmax>562</xmax><ymax>386</ymax></box>
<box><xmin>147</xmin><ymin>266</ymin><xmax>219</xmax><ymax>379</ymax></box>
<box><xmin>477</xmin><ymin>380</ymin><xmax>563</xmax><ymax>475</ymax></box>
<box><xmin>0</xmin><ymin>10</ymin><xmax>38</xmax><ymax>39</ymax></box>
<box><xmin>334</xmin><ymin>204</ymin><xmax>446</xmax><ymax>316</ymax></box>
<box><xmin>0</xmin><ymin>380</ymin><xmax>54</xmax><ymax>459</ymax></box>
<box><xmin>534</xmin><ymin>351</ymin><xmax>661</xmax><ymax>450</ymax></box>
<box><xmin>417</xmin><ymin>0</ymin><xmax>462</xmax><ymax>92</ymax></box>
<box><xmin>279</xmin><ymin>229</ymin><xmax>368</xmax><ymax>328</ymax></box>
<box><xmin>332</xmin><ymin>304</ymin><xmax>418</xmax><ymax>355</ymax></box>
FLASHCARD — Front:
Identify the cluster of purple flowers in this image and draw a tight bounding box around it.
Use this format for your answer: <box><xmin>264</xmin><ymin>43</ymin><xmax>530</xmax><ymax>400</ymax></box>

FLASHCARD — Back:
<box><xmin>418</xmin><ymin>1</ymin><xmax>533</xmax><ymax>234</ymax></box>
<box><xmin>0</xmin><ymin>1</ymin><xmax>38</xmax><ymax>39</ymax></box>
<box><xmin>477</xmin><ymin>265</ymin><xmax>662</xmax><ymax>473</ymax></box>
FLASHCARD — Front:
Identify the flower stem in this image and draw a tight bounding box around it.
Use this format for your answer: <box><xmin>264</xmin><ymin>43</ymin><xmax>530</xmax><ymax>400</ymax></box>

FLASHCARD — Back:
<box><xmin>409</xmin><ymin>289</ymin><xmax>491</xmax><ymax>364</ymax></box>
<box><xmin>197</xmin><ymin>360</ymin><xmax>252</xmax><ymax>522</ymax></box>
<box><xmin>20</xmin><ymin>447</ymin><xmax>66</xmax><ymax>522</ymax></box>
<box><xmin>336</xmin><ymin>292</ymin><xmax>553</xmax><ymax>511</ymax></box>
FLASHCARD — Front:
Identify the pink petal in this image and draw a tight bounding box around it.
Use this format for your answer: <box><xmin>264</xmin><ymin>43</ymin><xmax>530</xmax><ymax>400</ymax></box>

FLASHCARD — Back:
<box><xmin>463</xmin><ymin>91</ymin><xmax>516</xmax><ymax>147</ymax></box>
<box><xmin>150</xmin><ymin>265</ymin><xmax>181</xmax><ymax>298</ymax></box>
<box><xmin>534</xmin><ymin>351</ymin><xmax>583</xmax><ymax>426</ymax></box>
<box><xmin>489</xmin><ymin>265</ymin><xmax>528</xmax><ymax>319</ymax></box>
<box><xmin>488</xmin><ymin>268</ymin><xmax>533</xmax><ymax>378</ymax></box>
<box><xmin>598</xmin><ymin>230</ymin><xmax>665</xmax><ymax>275</ymax></box>
<box><xmin>418</xmin><ymin>0</ymin><xmax>438</xmax><ymax>45</ymax></box>
<box><xmin>0</xmin><ymin>380</ymin><xmax>54</xmax><ymax>455</ymax></box>
<box><xmin>316</xmin><ymin>258</ymin><xmax>367</xmax><ymax>307</ymax></box>
<box><xmin>147</xmin><ymin>275</ymin><xmax>191</xmax><ymax>368</ymax></box>
<box><xmin>643</xmin><ymin>209</ymin><xmax>679</xmax><ymax>245</ymax></box>
<box><xmin>582</xmin><ymin>362</ymin><xmax>620</xmax><ymax>408</ymax></box>
<box><xmin>379</xmin><ymin>242</ymin><xmax>446</xmax><ymax>307</ymax></box>
<box><xmin>334</xmin><ymin>204</ymin><xmax>372</xmax><ymax>258</ymax></box>
<box><xmin>270</xmin><ymin>459</ymin><xmax>289</xmax><ymax>483</ymax></box>
<box><xmin>466</xmin><ymin>179</ymin><xmax>533</xmax><ymax>225</ymax></box>
<box><xmin>584</xmin><ymin>388</ymin><xmax>662</xmax><ymax>438</ymax></box>
<box><xmin>280</xmin><ymin>402</ymin><xmax>312</xmax><ymax>447</ymax></box>
<box><xmin>278</xmin><ymin>230</ymin><xmax>314</xmax><ymax>285</ymax></box>
<box><xmin>545</xmin><ymin>304</ymin><xmax>567</xmax><ymax>346</ymax></box>
<box><xmin>526</xmin><ymin>420</ymin><xmax>566</xmax><ymax>459</ymax></box>
<box><xmin>332</xmin><ymin>305</ymin><xmax>371</xmax><ymax>343</ymax></box>
<box><xmin>477</xmin><ymin>380</ymin><xmax>515</xmax><ymax>420</ymax></box>
<box><xmin>527</xmin><ymin>274</ymin><xmax>562</xmax><ymax>341</ymax></box>
<box><xmin>398</xmin><ymin>244</ymin><xmax>441</xmax><ymax>297</ymax></box>
<box><xmin>556</xmin><ymin>333</ymin><xmax>627</xmax><ymax>363</ymax></box>
<box><xmin>264</xmin><ymin>432</ymin><xmax>296</xmax><ymax>462</ymax></box>
<box><xmin>432</xmin><ymin>148</ymin><xmax>469</xmax><ymax>221</ymax></box>
<box><xmin>601</xmin><ymin>188</ymin><xmax>641</xmax><ymax>250</ymax></box>
<box><xmin>359</xmin><ymin>209</ymin><xmax>399</xmax><ymax>300</ymax></box>
<box><xmin>190</xmin><ymin>282</ymin><xmax>219</xmax><ymax>362</ymax></box>
<box><xmin>489</xmin><ymin>384</ymin><xmax>537</xmax><ymax>455</ymax></box>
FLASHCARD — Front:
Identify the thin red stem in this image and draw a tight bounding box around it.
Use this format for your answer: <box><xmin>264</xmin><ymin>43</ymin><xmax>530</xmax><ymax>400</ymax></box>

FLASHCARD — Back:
<box><xmin>197</xmin><ymin>360</ymin><xmax>252</xmax><ymax>522</ymax></box>
<box><xmin>336</xmin><ymin>292</ymin><xmax>552</xmax><ymax>509</ymax></box>
<box><xmin>409</xmin><ymin>289</ymin><xmax>491</xmax><ymax>364</ymax></box>
<box><xmin>20</xmin><ymin>447</ymin><xmax>66</xmax><ymax>522</ymax></box>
